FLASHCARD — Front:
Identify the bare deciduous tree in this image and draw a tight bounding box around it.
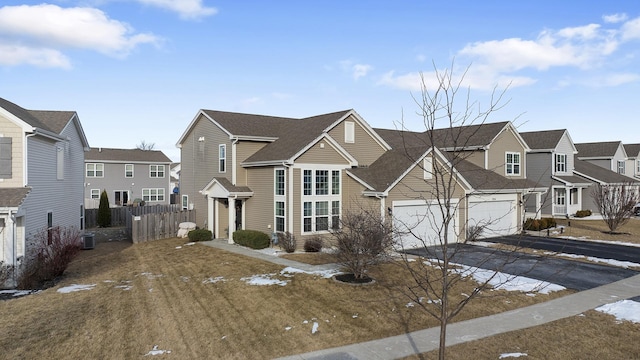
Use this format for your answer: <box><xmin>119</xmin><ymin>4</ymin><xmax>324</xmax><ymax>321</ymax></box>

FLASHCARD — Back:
<box><xmin>592</xmin><ymin>182</ymin><xmax>639</xmax><ymax>233</ymax></box>
<box><xmin>332</xmin><ymin>208</ymin><xmax>394</xmax><ymax>280</ymax></box>
<box><xmin>136</xmin><ymin>140</ymin><xmax>155</xmax><ymax>150</ymax></box>
<box><xmin>389</xmin><ymin>63</ymin><xmax>547</xmax><ymax>360</ymax></box>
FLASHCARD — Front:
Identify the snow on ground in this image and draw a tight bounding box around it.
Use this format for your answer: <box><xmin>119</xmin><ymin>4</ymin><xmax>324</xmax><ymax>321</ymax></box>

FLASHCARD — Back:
<box><xmin>240</xmin><ymin>273</ymin><xmax>289</xmax><ymax>286</ymax></box>
<box><xmin>499</xmin><ymin>353</ymin><xmax>527</xmax><ymax>358</ymax></box>
<box><xmin>560</xmin><ymin>236</ymin><xmax>640</xmax><ymax>248</ymax></box>
<box><xmin>0</xmin><ymin>289</ymin><xmax>40</xmax><ymax>298</ymax></box>
<box><xmin>280</xmin><ymin>266</ymin><xmax>340</xmax><ymax>279</ymax></box>
<box><xmin>144</xmin><ymin>345</ymin><xmax>171</xmax><ymax>356</ymax></box>
<box><xmin>455</xmin><ymin>265</ymin><xmax>566</xmax><ymax>295</ymax></box>
<box><xmin>57</xmin><ymin>284</ymin><xmax>96</xmax><ymax>293</ymax></box>
<box><xmin>595</xmin><ymin>300</ymin><xmax>640</xmax><ymax>323</ymax></box>
<box><xmin>547</xmin><ymin>252</ymin><xmax>640</xmax><ymax>269</ymax></box>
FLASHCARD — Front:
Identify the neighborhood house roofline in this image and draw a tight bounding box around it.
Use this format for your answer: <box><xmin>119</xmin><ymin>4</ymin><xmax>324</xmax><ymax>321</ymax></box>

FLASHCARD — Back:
<box><xmin>200</xmin><ymin>177</ymin><xmax>253</xmax><ymax>198</ymax></box>
<box><xmin>322</xmin><ymin>109</ymin><xmax>392</xmax><ymax>151</ymax></box>
<box><xmin>520</xmin><ymin>129</ymin><xmax>577</xmax><ymax>154</ymax></box>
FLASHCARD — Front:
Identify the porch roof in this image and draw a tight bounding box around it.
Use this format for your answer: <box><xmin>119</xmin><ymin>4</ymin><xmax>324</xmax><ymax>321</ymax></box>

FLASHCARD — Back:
<box><xmin>0</xmin><ymin>187</ymin><xmax>31</xmax><ymax>208</ymax></box>
<box><xmin>201</xmin><ymin>177</ymin><xmax>253</xmax><ymax>198</ymax></box>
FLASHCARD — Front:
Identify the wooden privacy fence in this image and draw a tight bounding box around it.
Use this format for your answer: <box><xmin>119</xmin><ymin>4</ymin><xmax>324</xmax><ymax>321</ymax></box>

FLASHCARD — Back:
<box><xmin>85</xmin><ymin>207</ymin><xmax>129</xmax><ymax>228</ymax></box>
<box><xmin>127</xmin><ymin>209</ymin><xmax>196</xmax><ymax>244</ymax></box>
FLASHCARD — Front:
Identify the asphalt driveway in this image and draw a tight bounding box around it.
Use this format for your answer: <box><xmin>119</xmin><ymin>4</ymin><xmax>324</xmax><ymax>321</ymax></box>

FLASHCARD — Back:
<box><xmin>403</xmin><ymin>240</ymin><xmax>640</xmax><ymax>292</ymax></box>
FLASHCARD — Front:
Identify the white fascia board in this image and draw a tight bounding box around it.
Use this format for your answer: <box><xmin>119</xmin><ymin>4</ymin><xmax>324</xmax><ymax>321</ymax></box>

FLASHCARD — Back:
<box><xmin>289</xmin><ymin>133</ymin><xmax>357</xmax><ymax>167</ymax></box>
<box><xmin>324</xmin><ymin>109</ymin><xmax>392</xmax><ymax>151</ymax></box>
<box><xmin>176</xmin><ymin>110</ymin><xmax>233</xmax><ymax>147</ymax></box>
<box><xmin>0</xmin><ymin>107</ymin><xmax>34</xmax><ymax>133</ymax></box>
<box><xmin>241</xmin><ymin>160</ymin><xmax>293</xmax><ymax>167</ymax></box>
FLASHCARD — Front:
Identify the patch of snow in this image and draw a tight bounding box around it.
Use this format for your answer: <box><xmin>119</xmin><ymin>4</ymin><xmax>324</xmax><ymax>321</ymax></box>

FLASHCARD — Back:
<box><xmin>499</xmin><ymin>353</ymin><xmax>527</xmax><ymax>358</ymax></box>
<box><xmin>595</xmin><ymin>300</ymin><xmax>640</xmax><ymax>323</ymax></box>
<box><xmin>311</xmin><ymin>322</ymin><xmax>319</xmax><ymax>334</ymax></box>
<box><xmin>202</xmin><ymin>276</ymin><xmax>226</xmax><ymax>284</ymax></box>
<box><xmin>456</xmin><ymin>265</ymin><xmax>565</xmax><ymax>294</ymax></box>
<box><xmin>144</xmin><ymin>345</ymin><xmax>171</xmax><ymax>356</ymax></box>
<box><xmin>240</xmin><ymin>273</ymin><xmax>288</xmax><ymax>286</ymax></box>
<box><xmin>302</xmin><ymin>320</ymin><xmax>309</xmax><ymax>324</ymax></box>
<box><xmin>406</xmin><ymin>302</ymin><xmax>414</xmax><ymax>308</ymax></box>
<box><xmin>185</xmin><ymin>242</ymin><xmax>195</xmax><ymax>246</ymax></box>
<box><xmin>352</xmin><ymin>314</ymin><xmax>358</xmax><ymax>318</ymax></box>
<box><xmin>57</xmin><ymin>284</ymin><xmax>96</xmax><ymax>293</ymax></box>
<box><xmin>551</xmin><ymin>252</ymin><xmax>640</xmax><ymax>269</ymax></box>
<box><xmin>138</xmin><ymin>272</ymin><xmax>164</xmax><ymax>280</ymax></box>
<box><xmin>0</xmin><ymin>289</ymin><xmax>40</xmax><ymax>297</ymax></box>
<box><xmin>221</xmin><ymin>336</ymin><xmax>227</xmax><ymax>340</ymax></box>
<box><xmin>115</xmin><ymin>285</ymin><xmax>133</xmax><ymax>291</ymax></box>
<box><xmin>254</xmin><ymin>247</ymin><xmax>280</xmax><ymax>256</ymax></box>
<box><xmin>560</xmin><ymin>236</ymin><xmax>640</xmax><ymax>248</ymax></box>
<box><xmin>280</xmin><ymin>266</ymin><xmax>340</xmax><ymax>279</ymax></box>
<box><xmin>285</xmin><ymin>326</ymin><xmax>292</xmax><ymax>331</ymax></box>
<box><xmin>175</xmin><ymin>246</ymin><xmax>182</xmax><ymax>249</ymax></box>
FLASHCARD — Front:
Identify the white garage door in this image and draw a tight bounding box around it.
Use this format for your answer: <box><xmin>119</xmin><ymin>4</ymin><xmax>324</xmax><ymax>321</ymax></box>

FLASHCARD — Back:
<box><xmin>393</xmin><ymin>200</ymin><xmax>458</xmax><ymax>249</ymax></box>
<box><xmin>468</xmin><ymin>194</ymin><xmax>517</xmax><ymax>238</ymax></box>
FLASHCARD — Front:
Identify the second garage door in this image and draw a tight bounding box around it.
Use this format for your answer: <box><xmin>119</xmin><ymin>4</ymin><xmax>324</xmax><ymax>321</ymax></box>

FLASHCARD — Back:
<box><xmin>468</xmin><ymin>194</ymin><xmax>518</xmax><ymax>238</ymax></box>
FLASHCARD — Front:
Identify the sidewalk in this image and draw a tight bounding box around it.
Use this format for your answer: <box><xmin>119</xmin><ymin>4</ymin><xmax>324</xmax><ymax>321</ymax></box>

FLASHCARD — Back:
<box><xmin>201</xmin><ymin>239</ymin><xmax>640</xmax><ymax>360</ymax></box>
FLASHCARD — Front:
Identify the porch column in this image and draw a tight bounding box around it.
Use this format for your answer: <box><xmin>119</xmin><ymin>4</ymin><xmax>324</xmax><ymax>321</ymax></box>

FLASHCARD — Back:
<box><xmin>535</xmin><ymin>192</ymin><xmax>542</xmax><ymax>219</ymax></box>
<box><xmin>228</xmin><ymin>198</ymin><xmax>236</xmax><ymax>244</ymax></box>
<box><xmin>207</xmin><ymin>196</ymin><xmax>214</xmax><ymax>234</ymax></box>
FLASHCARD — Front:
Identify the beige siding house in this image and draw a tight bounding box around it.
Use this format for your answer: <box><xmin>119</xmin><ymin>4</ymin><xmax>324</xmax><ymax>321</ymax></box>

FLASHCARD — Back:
<box><xmin>177</xmin><ymin>109</ymin><xmax>543</xmax><ymax>247</ymax></box>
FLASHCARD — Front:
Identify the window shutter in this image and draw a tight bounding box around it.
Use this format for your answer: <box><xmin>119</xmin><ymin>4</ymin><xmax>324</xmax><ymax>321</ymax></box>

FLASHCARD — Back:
<box><xmin>0</xmin><ymin>137</ymin><xmax>12</xmax><ymax>179</ymax></box>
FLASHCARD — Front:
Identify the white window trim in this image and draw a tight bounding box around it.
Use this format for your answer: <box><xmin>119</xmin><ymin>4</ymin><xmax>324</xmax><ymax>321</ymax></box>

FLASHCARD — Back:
<box><xmin>345</xmin><ymin>121</ymin><xmax>355</xmax><ymax>143</ymax></box>
<box><xmin>555</xmin><ymin>188</ymin><xmax>566</xmax><ymax>205</ymax></box>
<box><xmin>149</xmin><ymin>164</ymin><xmax>165</xmax><ymax>178</ymax></box>
<box><xmin>182</xmin><ymin>195</ymin><xmax>189</xmax><ymax>210</ymax></box>
<box><xmin>423</xmin><ymin>156</ymin><xmax>433</xmax><ymax>180</ymax></box>
<box><xmin>86</xmin><ymin>163</ymin><xmax>104</xmax><ymax>178</ymax></box>
<box><xmin>300</xmin><ymin>166</ymin><xmax>341</xmax><ymax>234</ymax></box>
<box><xmin>555</xmin><ymin>153</ymin><xmax>566</xmax><ymax>173</ymax></box>
<box><xmin>142</xmin><ymin>188</ymin><xmax>165</xmax><ymax>202</ymax></box>
<box><xmin>617</xmin><ymin>160</ymin><xmax>625</xmax><ymax>174</ymax></box>
<box><xmin>275</xmin><ymin>201</ymin><xmax>286</xmax><ymax>232</ymax></box>
<box><xmin>275</xmin><ymin>168</ymin><xmax>286</xmax><ymax>196</ymax></box>
<box><xmin>219</xmin><ymin>144</ymin><xmax>226</xmax><ymax>173</ymax></box>
<box><xmin>90</xmin><ymin>189</ymin><xmax>100</xmax><ymax>199</ymax></box>
<box><xmin>125</xmin><ymin>164</ymin><xmax>134</xmax><ymax>178</ymax></box>
<box><xmin>505</xmin><ymin>152</ymin><xmax>521</xmax><ymax>176</ymax></box>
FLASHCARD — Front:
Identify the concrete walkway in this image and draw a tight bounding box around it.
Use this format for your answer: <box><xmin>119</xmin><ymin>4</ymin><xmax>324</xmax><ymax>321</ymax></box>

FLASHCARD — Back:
<box><xmin>201</xmin><ymin>239</ymin><xmax>640</xmax><ymax>360</ymax></box>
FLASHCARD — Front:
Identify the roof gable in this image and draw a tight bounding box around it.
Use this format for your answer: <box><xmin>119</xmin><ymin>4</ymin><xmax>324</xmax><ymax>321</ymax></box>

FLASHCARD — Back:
<box><xmin>624</xmin><ymin>143</ymin><xmax>640</xmax><ymax>159</ymax></box>
<box><xmin>574</xmin><ymin>159</ymin><xmax>639</xmax><ymax>184</ymax></box>
<box><xmin>575</xmin><ymin>141</ymin><xmax>625</xmax><ymax>158</ymax></box>
<box><xmin>86</xmin><ymin>147</ymin><xmax>172</xmax><ymax>163</ymax></box>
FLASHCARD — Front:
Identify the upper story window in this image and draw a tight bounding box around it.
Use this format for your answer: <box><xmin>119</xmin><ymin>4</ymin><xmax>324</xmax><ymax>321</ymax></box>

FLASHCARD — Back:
<box><xmin>303</xmin><ymin>170</ymin><xmax>312</xmax><ymax>195</ymax></box>
<box><xmin>219</xmin><ymin>144</ymin><xmax>226</xmax><ymax>173</ymax></box>
<box><xmin>637</xmin><ymin>159</ymin><xmax>640</xmax><ymax>174</ymax></box>
<box><xmin>149</xmin><ymin>164</ymin><xmax>165</xmax><ymax>178</ymax></box>
<box><xmin>125</xmin><ymin>164</ymin><xmax>134</xmax><ymax>178</ymax></box>
<box><xmin>86</xmin><ymin>163</ymin><xmax>104</xmax><ymax>177</ymax></box>
<box><xmin>555</xmin><ymin>154</ymin><xmax>567</xmax><ymax>173</ymax></box>
<box><xmin>0</xmin><ymin>136</ymin><xmax>12</xmax><ymax>179</ymax></box>
<box><xmin>301</xmin><ymin>168</ymin><xmax>341</xmax><ymax>234</ymax></box>
<box><xmin>505</xmin><ymin>152</ymin><xmax>521</xmax><ymax>176</ymax></box>
<box><xmin>275</xmin><ymin>169</ymin><xmax>285</xmax><ymax>196</ymax></box>
<box><xmin>423</xmin><ymin>156</ymin><xmax>433</xmax><ymax>180</ymax></box>
<box><xmin>617</xmin><ymin>160</ymin><xmax>625</xmax><ymax>174</ymax></box>
<box><xmin>345</xmin><ymin>121</ymin><xmax>355</xmax><ymax>143</ymax></box>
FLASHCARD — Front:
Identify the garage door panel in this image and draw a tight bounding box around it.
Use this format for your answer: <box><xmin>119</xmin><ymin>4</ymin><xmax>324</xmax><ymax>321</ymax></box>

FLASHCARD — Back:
<box><xmin>468</xmin><ymin>200</ymin><xmax>517</xmax><ymax>238</ymax></box>
<box><xmin>393</xmin><ymin>202</ymin><xmax>457</xmax><ymax>249</ymax></box>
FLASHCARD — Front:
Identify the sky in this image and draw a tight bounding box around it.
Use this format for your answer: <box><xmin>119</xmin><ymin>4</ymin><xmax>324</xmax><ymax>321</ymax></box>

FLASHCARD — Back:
<box><xmin>1</xmin><ymin>1</ymin><xmax>640</xmax><ymax>162</ymax></box>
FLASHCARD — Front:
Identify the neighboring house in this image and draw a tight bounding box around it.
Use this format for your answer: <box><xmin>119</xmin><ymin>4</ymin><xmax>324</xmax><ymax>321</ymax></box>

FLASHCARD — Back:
<box><xmin>84</xmin><ymin>148</ymin><xmax>172</xmax><ymax>209</ymax></box>
<box><xmin>177</xmin><ymin>109</ymin><xmax>542</xmax><ymax>246</ymax></box>
<box><xmin>0</xmin><ymin>97</ymin><xmax>89</xmax><ymax>288</ymax></box>
<box><xmin>575</xmin><ymin>141</ymin><xmax>629</xmax><ymax>177</ymax></box>
<box><xmin>520</xmin><ymin>129</ymin><xmax>591</xmax><ymax>218</ymax></box>
<box><xmin>573</xmin><ymin>159</ymin><xmax>640</xmax><ymax>214</ymax></box>
<box><xmin>623</xmin><ymin>144</ymin><xmax>640</xmax><ymax>179</ymax></box>
<box><xmin>170</xmin><ymin>162</ymin><xmax>181</xmax><ymax>194</ymax></box>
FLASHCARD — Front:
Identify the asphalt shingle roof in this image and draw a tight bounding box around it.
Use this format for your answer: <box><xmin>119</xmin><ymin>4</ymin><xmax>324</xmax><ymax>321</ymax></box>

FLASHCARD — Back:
<box><xmin>0</xmin><ymin>187</ymin><xmax>31</xmax><ymax>207</ymax></box>
<box><xmin>0</xmin><ymin>97</ymin><xmax>77</xmax><ymax>136</ymax></box>
<box><xmin>624</xmin><ymin>143</ymin><xmax>640</xmax><ymax>159</ymax></box>
<box><xmin>520</xmin><ymin>130</ymin><xmax>567</xmax><ymax>151</ymax></box>
<box><xmin>86</xmin><ymin>148</ymin><xmax>172</xmax><ymax>163</ymax></box>
<box><xmin>574</xmin><ymin>159</ymin><xmax>639</xmax><ymax>184</ymax></box>
<box><xmin>575</xmin><ymin>141</ymin><xmax>622</xmax><ymax>158</ymax></box>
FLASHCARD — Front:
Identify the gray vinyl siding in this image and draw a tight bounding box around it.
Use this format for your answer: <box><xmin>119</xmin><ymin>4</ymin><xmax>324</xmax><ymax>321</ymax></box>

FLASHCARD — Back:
<box><xmin>525</xmin><ymin>152</ymin><xmax>552</xmax><ymax>188</ymax></box>
<box><xmin>556</xmin><ymin>134</ymin><xmax>575</xmax><ymax>175</ymax></box>
<box><xmin>23</xmin><ymin>119</ymin><xmax>86</xmax><ymax>258</ymax></box>
<box><xmin>179</xmin><ymin>114</ymin><xmax>232</xmax><ymax>227</ymax></box>
<box><xmin>84</xmin><ymin>162</ymin><xmax>170</xmax><ymax>208</ymax></box>
<box><xmin>586</xmin><ymin>159</ymin><xmax>611</xmax><ymax>171</ymax></box>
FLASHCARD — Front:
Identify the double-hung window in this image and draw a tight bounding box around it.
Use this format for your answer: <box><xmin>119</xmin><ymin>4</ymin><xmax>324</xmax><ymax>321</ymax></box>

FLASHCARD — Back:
<box><xmin>150</xmin><ymin>164</ymin><xmax>164</xmax><ymax>178</ymax></box>
<box><xmin>90</xmin><ymin>189</ymin><xmax>100</xmax><ymax>199</ymax></box>
<box><xmin>617</xmin><ymin>160</ymin><xmax>625</xmax><ymax>174</ymax></box>
<box><xmin>219</xmin><ymin>144</ymin><xmax>226</xmax><ymax>173</ymax></box>
<box><xmin>143</xmin><ymin>188</ymin><xmax>165</xmax><ymax>202</ymax></box>
<box><xmin>302</xmin><ymin>168</ymin><xmax>341</xmax><ymax>233</ymax></box>
<box><xmin>555</xmin><ymin>154</ymin><xmax>566</xmax><ymax>173</ymax></box>
<box><xmin>274</xmin><ymin>168</ymin><xmax>286</xmax><ymax>232</ymax></box>
<box><xmin>125</xmin><ymin>164</ymin><xmax>134</xmax><ymax>178</ymax></box>
<box><xmin>86</xmin><ymin>163</ymin><xmax>104</xmax><ymax>177</ymax></box>
<box><xmin>505</xmin><ymin>152</ymin><xmax>521</xmax><ymax>176</ymax></box>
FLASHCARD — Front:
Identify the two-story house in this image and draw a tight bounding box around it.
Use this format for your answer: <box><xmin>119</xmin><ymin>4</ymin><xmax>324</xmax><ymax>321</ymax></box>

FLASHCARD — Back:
<box><xmin>623</xmin><ymin>144</ymin><xmax>640</xmax><ymax>179</ymax></box>
<box><xmin>575</xmin><ymin>141</ymin><xmax>629</xmax><ymax>176</ymax></box>
<box><xmin>0</xmin><ymin>97</ymin><xmax>89</xmax><ymax>288</ymax></box>
<box><xmin>177</xmin><ymin>109</ymin><xmax>542</xmax><ymax>246</ymax></box>
<box><xmin>84</xmin><ymin>148</ymin><xmax>172</xmax><ymax>209</ymax></box>
<box><xmin>520</xmin><ymin>129</ymin><xmax>591</xmax><ymax>217</ymax></box>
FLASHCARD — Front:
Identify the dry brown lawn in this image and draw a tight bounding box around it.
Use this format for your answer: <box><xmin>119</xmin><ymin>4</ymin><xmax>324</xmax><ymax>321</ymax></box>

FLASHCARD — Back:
<box><xmin>552</xmin><ymin>217</ymin><xmax>640</xmax><ymax>245</ymax></box>
<box><xmin>1</xmin><ymin>236</ymin><xmax>577</xmax><ymax>359</ymax></box>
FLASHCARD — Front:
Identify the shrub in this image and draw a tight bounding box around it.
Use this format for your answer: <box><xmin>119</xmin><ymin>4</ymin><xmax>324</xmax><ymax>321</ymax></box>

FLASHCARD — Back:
<box><xmin>0</xmin><ymin>263</ymin><xmax>14</xmax><ymax>288</ymax></box>
<box><xmin>188</xmin><ymin>229</ymin><xmax>212</xmax><ymax>242</ymax></box>
<box><xmin>524</xmin><ymin>217</ymin><xmax>557</xmax><ymax>231</ymax></box>
<box><xmin>97</xmin><ymin>190</ymin><xmax>111</xmax><ymax>227</ymax></box>
<box><xmin>303</xmin><ymin>236</ymin><xmax>323</xmax><ymax>252</ymax></box>
<box><xmin>278</xmin><ymin>232</ymin><xmax>296</xmax><ymax>253</ymax></box>
<box><xmin>233</xmin><ymin>230</ymin><xmax>270</xmax><ymax>249</ymax></box>
<box><xmin>331</xmin><ymin>209</ymin><xmax>393</xmax><ymax>279</ymax></box>
<box><xmin>18</xmin><ymin>226</ymin><xmax>82</xmax><ymax>289</ymax></box>
<box><xmin>466</xmin><ymin>225</ymin><xmax>485</xmax><ymax>242</ymax></box>
<box><xmin>575</xmin><ymin>210</ymin><xmax>592</xmax><ymax>218</ymax></box>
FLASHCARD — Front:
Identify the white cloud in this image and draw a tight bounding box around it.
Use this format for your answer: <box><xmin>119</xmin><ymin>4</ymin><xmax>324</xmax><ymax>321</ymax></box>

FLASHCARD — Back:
<box><xmin>603</xmin><ymin>13</ymin><xmax>628</xmax><ymax>24</ymax></box>
<box><xmin>135</xmin><ymin>0</ymin><xmax>217</xmax><ymax>20</ymax></box>
<box><xmin>0</xmin><ymin>4</ymin><xmax>160</xmax><ymax>68</ymax></box>
<box><xmin>0</xmin><ymin>43</ymin><xmax>71</xmax><ymax>68</ymax></box>
<box><xmin>621</xmin><ymin>17</ymin><xmax>640</xmax><ymax>41</ymax></box>
<box><xmin>340</xmin><ymin>60</ymin><xmax>373</xmax><ymax>80</ymax></box>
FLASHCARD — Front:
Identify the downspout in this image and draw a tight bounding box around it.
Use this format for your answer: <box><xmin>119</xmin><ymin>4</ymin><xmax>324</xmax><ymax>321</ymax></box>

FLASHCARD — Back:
<box><xmin>10</xmin><ymin>212</ymin><xmax>17</xmax><ymax>287</ymax></box>
<box><xmin>232</xmin><ymin>138</ymin><xmax>239</xmax><ymax>185</ymax></box>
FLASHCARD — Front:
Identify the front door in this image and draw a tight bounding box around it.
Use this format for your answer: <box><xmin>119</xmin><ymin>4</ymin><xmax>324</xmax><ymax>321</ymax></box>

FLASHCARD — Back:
<box><xmin>235</xmin><ymin>200</ymin><xmax>242</xmax><ymax>230</ymax></box>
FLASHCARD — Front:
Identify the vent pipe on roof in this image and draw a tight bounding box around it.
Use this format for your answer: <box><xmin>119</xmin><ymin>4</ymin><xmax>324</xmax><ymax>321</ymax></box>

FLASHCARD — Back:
<box><xmin>99</xmin><ymin>147</ymin><xmax>102</xmax><ymax>152</ymax></box>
